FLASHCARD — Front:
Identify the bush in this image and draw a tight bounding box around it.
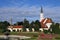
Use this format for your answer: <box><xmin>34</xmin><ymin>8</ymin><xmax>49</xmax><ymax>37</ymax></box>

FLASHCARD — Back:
<box><xmin>43</xmin><ymin>30</ymin><xmax>48</xmax><ymax>34</ymax></box>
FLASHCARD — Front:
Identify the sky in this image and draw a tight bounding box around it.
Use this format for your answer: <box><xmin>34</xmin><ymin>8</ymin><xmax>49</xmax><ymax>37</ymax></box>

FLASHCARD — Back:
<box><xmin>0</xmin><ymin>0</ymin><xmax>60</xmax><ymax>24</ymax></box>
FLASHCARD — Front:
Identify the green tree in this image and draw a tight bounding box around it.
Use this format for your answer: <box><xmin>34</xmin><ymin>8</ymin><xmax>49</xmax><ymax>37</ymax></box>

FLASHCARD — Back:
<box><xmin>0</xmin><ymin>21</ymin><xmax>10</xmax><ymax>32</ymax></box>
<box><xmin>54</xmin><ymin>23</ymin><xmax>60</xmax><ymax>34</ymax></box>
<box><xmin>29</xmin><ymin>26</ymin><xmax>32</xmax><ymax>32</ymax></box>
<box><xmin>34</xmin><ymin>20</ymin><xmax>41</xmax><ymax>31</ymax></box>
<box><xmin>14</xmin><ymin>21</ymin><xmax>23</xmax><ymax>25</ymax></box>
<box><xmin>29</xmin><ymin>21</ymin><xmax>35</xmax><ymax>32</ymax></box>
<box><xmin>50</xmin><ymin>23</ymin><xmax>60</xmax><ymax>34</ymax></box>
<box><xmin>43</xmin><ymin>30</ymin><xmax>48</xmax><ymax>34</ymax></box>
<box><xmin>23</xmin><ymin>19</ymin><xmax>29</xmax><ymax>32</ymax></box>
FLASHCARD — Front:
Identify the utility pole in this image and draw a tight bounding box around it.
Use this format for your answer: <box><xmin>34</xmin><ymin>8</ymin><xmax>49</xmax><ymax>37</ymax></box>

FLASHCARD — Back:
<box><xmin>10</xmin><ymin>17</ymin><xmax>12</xmax><ymax>26</ymax></box>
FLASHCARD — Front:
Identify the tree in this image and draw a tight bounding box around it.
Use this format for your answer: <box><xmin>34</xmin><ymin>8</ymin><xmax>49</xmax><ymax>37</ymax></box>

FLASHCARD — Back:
<box><xmin>23</xmin><ymin>19</ymin><xmax>30</xmax><ymax>32</ymax></box>
<box><xmin>29</xmin><ymin>26</ymin><xmax>32</xmax><ymax>32</ymax></box>
<box><xmin>0</xmin><ymin>21</ymin><xmax>10</xmax><ymax>29</ymax></box>
<box><xmin>29</xmin><ymin>21</ymin><xmax>35</xmax><ymax>32</ymax></box>
<box><xmin>0</xmin><ymin>21</ymin><xmax>10</xmax><ymax>32</ymax></box>
<box><xmin>50</xmin><ymin>23</ymin><xmax>60</xmax><ymax>34</ymax></box>
<box><xmin>43</xmin><ymin>30</ymin><xmax>48</xmax><ymax>34</ymax></box>
<box><xmin>14</xmin><ymin>21</ymin><xmax>23</xmax><ymax>25</ymax></box>
<box><xmin>23</xmin><ymin>19</ymin><xmax>29</xmax><ymax>28</ymax></box>
<box><xmin>54</xmin><ymin>23</ymin><xmax>60</xmax><ymax>34</ymax></box>
<box><xmin>34</xmin><ymin>20</ymin><xmax>41</xmax><ymax>31</ymax></box>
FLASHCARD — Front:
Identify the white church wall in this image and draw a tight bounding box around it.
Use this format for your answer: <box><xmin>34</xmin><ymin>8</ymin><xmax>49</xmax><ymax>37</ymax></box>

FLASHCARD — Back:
<box><xmin>46</xmin><ymin>23</ymin><xmax>52</xmax><ymax>28</ymax></box>
<box><xmin>26</xmin><ymin>28</ymin><xmax>29</xmax><ymax>32</ymax></box>
<box><xmin>43</xmin><ymin>23</ymin><xmax>52</xmax><ymax>30</ymax></box>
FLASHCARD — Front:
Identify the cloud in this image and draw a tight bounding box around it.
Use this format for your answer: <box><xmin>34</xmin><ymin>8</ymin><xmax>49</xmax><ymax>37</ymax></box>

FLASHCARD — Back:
<box><xmin>0</xmin><ymin>5</ymin><xmax>40</xmax><ymax>23</ymax></box>
<box><xmin>0</xmin><ymin>5</ymin><xmax>60</xmax><ymax>23</ymax></box>
<box><xmin>44</xmin><ymin>6</ymin><xmax>60</xmax><ymax>23</ymax></box>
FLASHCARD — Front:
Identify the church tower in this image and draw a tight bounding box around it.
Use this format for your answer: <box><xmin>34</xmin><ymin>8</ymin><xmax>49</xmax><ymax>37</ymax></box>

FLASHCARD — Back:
<box><xmin>40</xmin><ymin>6</ymin><xmax>44</xmax><ymax>22</ymax></box>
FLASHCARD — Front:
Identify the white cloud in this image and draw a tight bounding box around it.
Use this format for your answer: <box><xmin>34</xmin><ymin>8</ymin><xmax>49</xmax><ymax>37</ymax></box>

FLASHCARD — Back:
<box><xmin>0</xmin><ymin>5</ymin><xmax>60</xmax><ymax>23</ymax></box>
<box><xmin>44</xmin><ymin>6</ymin><xmax>60</xmax><ymax>23</ymax></box>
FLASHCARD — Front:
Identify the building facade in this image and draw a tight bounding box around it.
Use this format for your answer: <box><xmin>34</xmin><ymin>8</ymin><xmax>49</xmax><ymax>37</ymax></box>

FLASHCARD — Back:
<box><xmin>8</xmin><ymin>25</ymin><xmax>35</xmax><ymax>32</ymax></box>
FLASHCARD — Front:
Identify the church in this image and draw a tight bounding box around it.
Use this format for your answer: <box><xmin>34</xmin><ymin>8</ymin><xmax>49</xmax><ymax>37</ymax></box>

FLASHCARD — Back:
<box><xmin>40</xmin><ymin>6</ymin><xmax>52</xmax><ymax>31</ymax></box>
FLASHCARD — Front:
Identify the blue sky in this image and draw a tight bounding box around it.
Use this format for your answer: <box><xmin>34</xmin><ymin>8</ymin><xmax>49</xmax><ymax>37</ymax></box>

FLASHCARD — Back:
<box><xmin>0</xmin><ymin>0</ymin><xmax>60</xmax><ymax>23</ymax></box>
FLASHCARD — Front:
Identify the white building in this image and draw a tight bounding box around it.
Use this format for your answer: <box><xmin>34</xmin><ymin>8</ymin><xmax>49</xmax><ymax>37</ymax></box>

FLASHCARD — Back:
<box><xmin>8</xmin><ymin>25</ymin><xmax>35</xmax><ymax>32</ymax></box>
<box><xmin>8</xmin><ymin>25</ymin><xmax>23</xmax><ymax>32</ymax></box>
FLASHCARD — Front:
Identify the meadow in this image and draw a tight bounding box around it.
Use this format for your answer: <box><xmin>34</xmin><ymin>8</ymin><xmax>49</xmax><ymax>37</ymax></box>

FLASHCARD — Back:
<box><xmin>9</xmin><ymin>32</ymin><xmax>60</xmax><ymax>40</ymax></box>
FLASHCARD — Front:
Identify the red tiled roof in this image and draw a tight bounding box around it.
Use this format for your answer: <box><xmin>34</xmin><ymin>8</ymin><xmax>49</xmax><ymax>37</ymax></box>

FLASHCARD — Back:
<box><xmin>13</xmin><ymin>25</ymin><xmax>23</xmax><ymax>28</ymax></box>
<box><xmin>41</xmin><ymin>23</ymin><xmax>48</xmax><ymax>28</ymax></box>
<box><xmin>40</xmin><ymin>18</ymin><xmax>52</xmax><ymax>28</ymax></box>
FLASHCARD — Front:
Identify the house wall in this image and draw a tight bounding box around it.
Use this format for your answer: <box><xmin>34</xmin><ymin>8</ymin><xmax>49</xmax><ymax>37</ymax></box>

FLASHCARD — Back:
<box><xmin>8</xmin><ymin>28</ymin><xmax>23</xmax><ymax>32</ymax></box>
<box><xmin>8</xmin><ymin>28</ymin><xmax>35</xmax><ymax>32</ymax></box>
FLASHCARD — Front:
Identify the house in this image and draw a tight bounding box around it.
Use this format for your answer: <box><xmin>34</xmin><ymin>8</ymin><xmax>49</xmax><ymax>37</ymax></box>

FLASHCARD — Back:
<box><xmin>8</xmin><ymin>25</ymin><xmax>23</xmax><ymax>32</ymax></box>
<box><xmin>8</xmin><ymin>25</ymin><xmax>35</xmax><ymax>32</ymax></box>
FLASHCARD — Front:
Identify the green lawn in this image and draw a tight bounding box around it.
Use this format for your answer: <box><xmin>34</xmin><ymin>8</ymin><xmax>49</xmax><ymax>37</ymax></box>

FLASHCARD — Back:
<box><xmin>10</xmin><ymin>32</ymin><xmax>39</xmax><ymax>37</ymax></box>
<box><xmin>10</xmin><ymin>32</ymin><xmax>38</xmax><ymax>40</ymax></box>
<box><xmin>9</xmin><ymin>32</ymin><xmax>60</xmax><ymax>40</ymax></box>
<box><xmin>0</xmin><ymin>32</ymin><xmax>60</xmax><ymax>40</ymax></box>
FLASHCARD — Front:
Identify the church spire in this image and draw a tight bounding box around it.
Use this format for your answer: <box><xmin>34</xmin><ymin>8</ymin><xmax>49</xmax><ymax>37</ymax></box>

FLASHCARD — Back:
<box><xmin>41</xmin><ymin>6</ymin><xmax>43</xmax><ymax>13</ymax></box>
<box><xmin>40</xmin><ymin>6</ymin><xmax>44</xmax><ymax>22</ymax></box>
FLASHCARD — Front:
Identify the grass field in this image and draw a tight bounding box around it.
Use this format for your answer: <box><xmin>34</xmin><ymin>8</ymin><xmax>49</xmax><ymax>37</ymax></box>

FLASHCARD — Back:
<box><xmin>9</xmin><ymin>32</ymin><xmax>60</xmax><ymax>40</ymax></box>
<box><xmin>0</xmin><ymin>32</ymin><xmax>60</xmax><ymax>40</ymax></box>
<box><xmin>10</xmin><ymin>32</ymin><xmax>39</xmax><ymax>40</ymax></box>
<box><xmin>10</xmin><ymin>32</ymin><xmax>39</xmax><ymax>37</ymax></box>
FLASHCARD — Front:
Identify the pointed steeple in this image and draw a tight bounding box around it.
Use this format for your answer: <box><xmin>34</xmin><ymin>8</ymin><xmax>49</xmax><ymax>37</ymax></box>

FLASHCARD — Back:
<box><xmin>40</xmin><ymin>6</ymin><xmax>44</xmax><ymax>22</ymax></box>
<box><xmin>41</xmin><ymin>6</ymin><xmax>43</xmax><ymax>13</ymax></box>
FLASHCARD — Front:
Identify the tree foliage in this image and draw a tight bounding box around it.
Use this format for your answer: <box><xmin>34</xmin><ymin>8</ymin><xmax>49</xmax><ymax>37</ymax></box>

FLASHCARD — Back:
<box><xmin>0</xmin><ymin>21</ymin><xmax>10</xmax><ymax>32</ymax></box>
<box><xmin>34</xmin><ymin>20</ymin><xmax>41</xmax><ymax>31</ymax></box>
<box><xmin>49</xmin><ymin>23</ymin><xmax>60</xmax><ymax>34</ymax></box>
